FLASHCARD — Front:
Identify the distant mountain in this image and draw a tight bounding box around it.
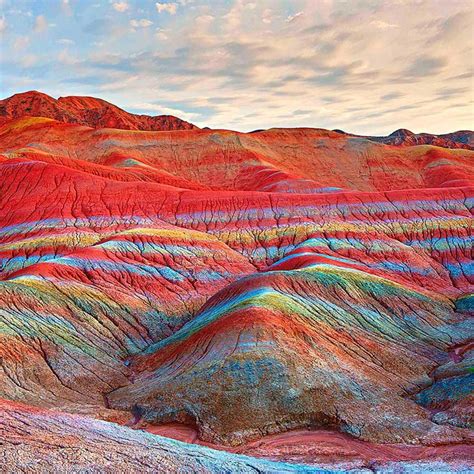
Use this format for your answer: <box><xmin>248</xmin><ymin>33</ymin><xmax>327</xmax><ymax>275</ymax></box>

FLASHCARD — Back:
<box><xmin>2</xmin><ymin>92</ymin><xmax>471</xmax><ymax>150</ymax></box>
<box><xmin>366</xmin><ymin>128</ymin><xmax>473</xmax><ymax>150</ymax></box>
<box><xmin>0</xmin><ymin>91</ymin><xmax>198</xmax><ymax>131</ymax></box>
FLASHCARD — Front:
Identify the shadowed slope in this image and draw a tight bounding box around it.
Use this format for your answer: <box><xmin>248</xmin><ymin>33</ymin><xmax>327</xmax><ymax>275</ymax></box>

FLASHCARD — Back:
<box><xmin>2</xmin><ymin>398</ymin><xmax>473</xmax><ymax>472</ymax></box>
<box><xmin>0</xmin><ymin>399</ymin><xmax>319</xmax><ymax>473</ymax></box>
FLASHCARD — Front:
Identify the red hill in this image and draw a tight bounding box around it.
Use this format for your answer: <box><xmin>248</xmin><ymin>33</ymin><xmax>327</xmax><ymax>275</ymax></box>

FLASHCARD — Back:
<box><xmin>0</xmin><ymin>91</ymin><xmax>198</xmax><ymax>131</ymax></box>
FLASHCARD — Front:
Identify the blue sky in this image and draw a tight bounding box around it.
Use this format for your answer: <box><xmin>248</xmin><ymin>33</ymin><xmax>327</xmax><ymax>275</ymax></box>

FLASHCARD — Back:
<box><xmin>0</xmin><ymin>0</ymin><xmax>472</xmax><ymax>134</ymax></box>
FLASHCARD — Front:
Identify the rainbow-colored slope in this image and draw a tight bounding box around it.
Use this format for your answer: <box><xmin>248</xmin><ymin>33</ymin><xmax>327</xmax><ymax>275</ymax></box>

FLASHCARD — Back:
<box><xmin>0</xmin><ymin>94</ymin><xmax>473</xmax><ymax>471</ymax></box>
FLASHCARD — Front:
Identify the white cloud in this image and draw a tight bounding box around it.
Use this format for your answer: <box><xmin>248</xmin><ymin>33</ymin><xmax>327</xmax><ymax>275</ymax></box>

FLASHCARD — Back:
<box><xmin>57</xmin><ymin>38</ymin><xmax>75</xmax><ymax>45</ymax></box>
<box><xmin>133</xmin><ymin>102</ymin><xmax>199</xmax><ymax>122</ymax></box>
<box><xmin>195</xmin><ymin>15</ymin><xmax>214</xmax><ymax>24</ymax></box>
<box><xmin>371</xmin><ymin>20</ymin><xmax>398</xmax><ymax>29</ymax></box>
<box><xmin>155</xmin><ymin>28</ymin><xmax>169</xmax><ymax>40</ymax></box>
<box><xmin>4</xmin><ymin>1</ymin><xmax>473</xmax><ymax>135</ymax></box>
<box><xmin>113</xmin><ymin>2</ymin><xmax>129</xmax><ymax>12</ymax></box>
<box><xmin>34</xmin><ymin>15</ymin><xmax>48</xmax><ymax>33</ymax></box>
<box><xmin>286</xmin><ymin>11</ymin><xmax>303</xmax><ymax>23</ymax></box>
<box><xmin>156</xmin><ymin>2</ymin><xmax>178</xmax><ymax>15</ymax></box>
<box><xmin>262</xmin><ymin>9</ymin><xmax>272</xmax><ymax>24</ymax></box>
<box><xmin>130</xmin><ymin>18</ymin><xmax>153</xmax><ymax>28</ymax></box>
<box><xmin>61</xmin><ymin>0</ymin><xmax>72</xmax><ymax>16</ymax></box>
<box><xmin>0</xmin><ymin>16</ymin><xmax>6</xmax><ymax>34</ymax></box>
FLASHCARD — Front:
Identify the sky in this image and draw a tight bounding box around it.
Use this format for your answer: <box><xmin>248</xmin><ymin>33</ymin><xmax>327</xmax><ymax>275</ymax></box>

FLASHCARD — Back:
<box><xmin>0</xmin><ymin>0</ymin><xmax>473</xmax><ymax>134</ymax></box>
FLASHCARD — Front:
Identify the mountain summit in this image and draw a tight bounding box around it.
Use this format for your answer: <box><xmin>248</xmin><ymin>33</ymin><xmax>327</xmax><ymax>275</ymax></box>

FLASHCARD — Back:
<box><xmin>0</xmin><ymin>91</ymin><xmax>198</xmax><ymax>131</ymax></box>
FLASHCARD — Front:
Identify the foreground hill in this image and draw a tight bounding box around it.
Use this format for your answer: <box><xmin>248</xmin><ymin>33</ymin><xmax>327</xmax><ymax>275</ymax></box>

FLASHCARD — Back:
<box><xmin>0</xmin><ymin>91</ymin><xmax>198</xmax><ymax>131</ymax></box>
<box><xmin>2</xmin><ymin>399</ymin><xmax>472</xmax><ymax>472</ymax></box>
<box><xmin>1</xmin><ymin>399</ymin><xmax>314</xmax><ymax>473</ymax></box>
<box><xmin>0</xmin><ymin>109</ymin><xmax>472</xmax><ymax>471</ymax></box>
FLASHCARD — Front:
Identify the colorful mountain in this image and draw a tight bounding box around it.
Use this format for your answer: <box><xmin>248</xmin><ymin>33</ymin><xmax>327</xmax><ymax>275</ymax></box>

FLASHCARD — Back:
<box><xmin>0</xmin><ymin>92</ymin><xmax>472</xmax><ymax>472</ymax></box>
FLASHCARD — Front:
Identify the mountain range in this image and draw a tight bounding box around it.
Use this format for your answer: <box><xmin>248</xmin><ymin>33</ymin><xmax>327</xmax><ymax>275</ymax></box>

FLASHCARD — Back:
<box><xmin>0</xmin><ymin>91</ymin><xmax>472</xmax><ymax>472</ymax></box>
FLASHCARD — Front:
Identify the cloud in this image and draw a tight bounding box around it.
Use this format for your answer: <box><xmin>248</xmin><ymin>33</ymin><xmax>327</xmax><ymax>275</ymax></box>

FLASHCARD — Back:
<box><xmin>34</xmin><ymin>15</ymin><xmax>48</xmax><ymax>33</ymax></box>
<box><xmin>156</xmin><ymin>2</ymin><xmax>178</xmax><ymax>15</ymax></box>
<box><xmin>2</xmin><ymin>0</ymin><xmax>473</xmax><ymax>135</ymax></box>
<box><xmin>262</xmin><ymin>9</ymin><xmax>272</xmax><ymax>24</ymax></box>
<box><xmin>58</xmin><ymin>49</ymin><xmax>78</xmax><ymax>65</ymax></box>
<box><xmin>130</xmin><ymin>19</ymin><xmax>153</xmax><ymax>28</ymax></box>
<box><xmin>286</xmin><ymin>11</ymin><xmax>303</xmax><ymax>23</ymax></box>
<box><xmin>405</xmin><ymin>56</ymin><xmax>448</xmax><ymax>77</ymax></box>
<box><xmin>61</xmin><ymin>0</ymin><xmax>72</xmax><ymax>16</ymax></box>
<box><xmin>58</xmin><ymin>38</ymin><xmax>75</xmax><ymax>46</ymax></box>
<box><xmin>381</xmin><ymin>92</ymin><xmax>402</xmax><ymax>101</ymax></box>
<box><xmin>436</xmin><ymin>86</ymin><xmax>470</xmax><ymax>99</ymax></box>
<box><xmin>155</xmin><ymin>28</ymin><xmax>169</xmax><ymax>40</ymax></box>
<box><xmin>113</xmin><ymin>2</ymin><xmax>129</xmax><ymax>12</ymax></box>
<box><xmin>293</xmin><ymin>109</ymin><xmax>313</xmax><ymax>116</ymax></box>
<box><xmin>430</xmin><ymin>11</ymin><xmax>473</xmax><ymax>45</ymax></box>
<box><xmin>195</xmin><ymin>15</ymin><xmax>214</xmax><ymax>24</ymax></box>
<box><xmin>20</xmin><ymin>54</ymin><xmax>38</xmax><ymax>67</ymax></box>
<box><xmin>13</xmin><ymin>36</ymin><xmax>30</xmax><ymax>50</ymax></box>
<box><xmin>132</xmin><ymin>102</ymin><xmax>199</xmax><ymax>121</ymax></box>
<box><xmin>0</xmin><ymin>16</ymin><xmax>6</xmax><ymax>34</ymax></box>
<box><xmin>370</xmin><ymin>20</ymin><xmax>398</xmax><ymax>29</ymax></box>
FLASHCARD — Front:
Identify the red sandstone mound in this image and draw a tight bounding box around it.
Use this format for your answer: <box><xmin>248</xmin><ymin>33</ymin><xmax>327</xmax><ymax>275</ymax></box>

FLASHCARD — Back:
<box><xmin>0</xmin><ymin>91</ymin><xmax>198</xmax><ymax>131</ymax></box>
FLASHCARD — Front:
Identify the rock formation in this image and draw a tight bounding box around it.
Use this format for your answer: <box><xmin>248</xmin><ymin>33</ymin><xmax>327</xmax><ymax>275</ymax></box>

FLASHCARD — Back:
<box><xmin>0</xmin><ymin>92</ymin><xmax>472</xmax><ymax>472</ymax></box>
<box><xmin>0</xmin><ymin>91</ymin><xmax>197</xmax><ymax>131</ymax></box>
